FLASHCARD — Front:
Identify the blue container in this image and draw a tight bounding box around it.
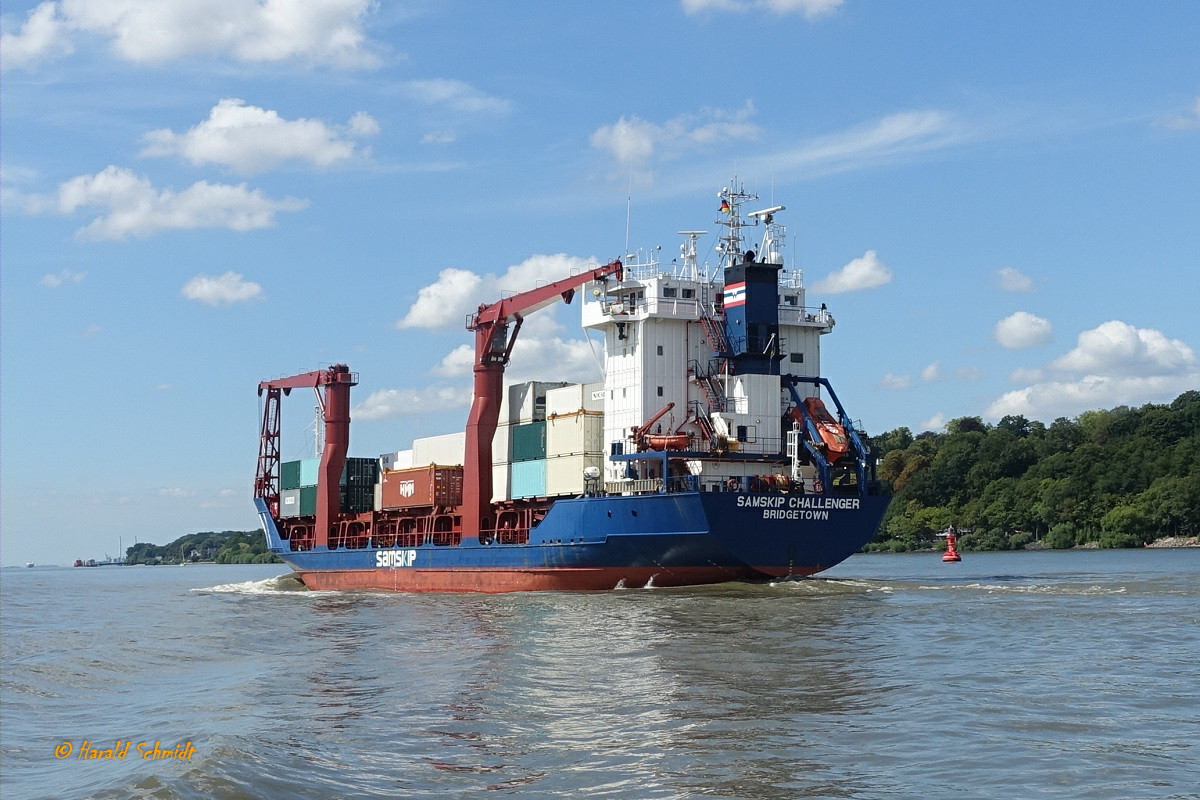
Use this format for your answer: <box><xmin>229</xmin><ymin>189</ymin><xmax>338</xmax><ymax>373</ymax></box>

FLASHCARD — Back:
<box><xmin>299</xmin><ymin>458</ymin><xmax>320</xmax><ymax>487</ymax></box>
<box><xmin>510</xmin><ymin>459</ymin><xmax>547</xmax><ymax>499</ymax></box>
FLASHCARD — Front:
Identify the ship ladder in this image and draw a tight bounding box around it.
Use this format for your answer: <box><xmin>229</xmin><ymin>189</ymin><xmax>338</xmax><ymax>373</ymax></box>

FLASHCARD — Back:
<box><xmin>698</xmin><ymin>309</ymin><xmax>732</xmax><ymax>373</ymax></box>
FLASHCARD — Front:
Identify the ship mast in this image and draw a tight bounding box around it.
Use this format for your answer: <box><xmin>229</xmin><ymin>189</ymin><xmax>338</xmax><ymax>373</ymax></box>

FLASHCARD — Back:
<box><xmin>676</xmin><ymin>231</ymin><xmax>707</xmax><ymax>281</ymax></box>
<box><xmin>715</xmin><ymin>181</ymin><xmax>758</xmax><ymax>271</ymax></box>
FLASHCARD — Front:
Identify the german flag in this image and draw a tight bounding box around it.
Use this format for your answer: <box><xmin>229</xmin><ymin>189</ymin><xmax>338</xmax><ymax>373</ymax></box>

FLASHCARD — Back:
<box><xmin>719</xmin><ymin>199</ymin><xmax>731</xmax><ymax>214</ymax></box>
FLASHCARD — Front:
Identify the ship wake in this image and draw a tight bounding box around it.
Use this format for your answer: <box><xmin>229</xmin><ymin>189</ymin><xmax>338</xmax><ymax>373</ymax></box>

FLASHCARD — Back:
<box><xmin>192</xmin><ymin>573</ymin><xmax>310</xmax><ymax>595</ymax></box>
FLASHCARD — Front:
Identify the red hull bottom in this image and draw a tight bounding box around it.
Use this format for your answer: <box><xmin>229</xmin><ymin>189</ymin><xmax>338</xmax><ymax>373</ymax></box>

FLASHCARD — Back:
<box><xmin>294</xmin><ymin>565</ymin><xmax>822</xmax><ymax>593</ymax></box>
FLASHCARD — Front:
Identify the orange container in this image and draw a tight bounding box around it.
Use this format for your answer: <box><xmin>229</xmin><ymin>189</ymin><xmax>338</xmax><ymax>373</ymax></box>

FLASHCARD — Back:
<box><xmin>380</xmin><ymin>465</ymin><xmax>463</xmax><ymax>509</ymax></box>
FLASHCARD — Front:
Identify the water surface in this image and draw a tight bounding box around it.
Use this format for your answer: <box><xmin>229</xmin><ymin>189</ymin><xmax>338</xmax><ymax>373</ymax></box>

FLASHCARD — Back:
<box><xmin>3</xmin><ymin>549</ymin><xmax>1197</xmax><ymax>799</ymax></box>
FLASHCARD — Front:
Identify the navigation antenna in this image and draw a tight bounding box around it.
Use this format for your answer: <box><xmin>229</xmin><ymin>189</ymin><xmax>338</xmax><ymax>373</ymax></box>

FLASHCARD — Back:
<box><xmin>715</xmin><ymin>180</ymin><xmax>758</xmax><ymax>270</ymax></box>
<box><xmin>677</xmin><ymin>231</ymin><xmax>707</xmax><ymax>281</ymax></box>
<box><xmin>310</xmin><ymin>403</ymin><xmax>324</xmax><ymax>458</ymax></box>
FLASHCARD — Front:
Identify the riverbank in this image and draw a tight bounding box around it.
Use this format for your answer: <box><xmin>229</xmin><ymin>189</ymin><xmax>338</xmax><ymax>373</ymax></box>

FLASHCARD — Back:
<box><xmin>1145</xmin><ymin>535</ymin><xmax>1200</xmax><ymax>548</ymax></box>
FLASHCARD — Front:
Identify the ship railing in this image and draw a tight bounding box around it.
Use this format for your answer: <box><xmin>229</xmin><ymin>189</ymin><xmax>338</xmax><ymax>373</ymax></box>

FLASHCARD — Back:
<box><xmin>777</xmin><ymin>305</ymin><xmax>833</xmax><ymax>327</ymax></box>
<box><xmin>779</xmin><ymin>269</ymin><xmax>805</xmax><ymax>289</ymax></box>
<box><xmin>645</xmin><ymin>296</ymin><xmax>702</xmax><ymax>319</ymax></box>
<box><xmin>603</xmin><ymin>475</ymin><xmax>699</xmax><ymax>496</ymax></box>
<box><xmin>605</xmin><ymin>478</ymin><xmax>661</xmax><ymax>495</ymax></box>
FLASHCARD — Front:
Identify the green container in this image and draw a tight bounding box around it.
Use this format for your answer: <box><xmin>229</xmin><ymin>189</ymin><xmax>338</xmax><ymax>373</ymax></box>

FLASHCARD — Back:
<box><xmin>299</xmin><ymin>486</ymin><xmax>318</xmax><ymax>516</ymax></box>
<box><xmin>294</xmin><ymin>457</ymin><xmax>379</xmax><ymax>489</ymax></box>
<box><xmin>343</xmin><ymin>457</ymin><xmax>378</xmax><ymax>487</ymax></box>
<box><xmin>511</xmin><ymin>421</ymin><xmax>547</xmax><ymax>462</ymax></box>
<box><xmin>341</xmin><ymin>485</ymin><xmax>374</xmax><ymax>514</ymax></box>
<box><xmin>281</xmin><ymin>460</ymin><xmax>303</xmax><ymax>491</ymax></box>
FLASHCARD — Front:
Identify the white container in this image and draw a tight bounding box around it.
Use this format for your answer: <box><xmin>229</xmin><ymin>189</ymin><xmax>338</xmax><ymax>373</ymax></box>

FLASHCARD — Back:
<box><xmin>492</xmin><ymin>422</ymin><xmax>511</xmax><ymax>465</ymax></box>
<box><xmin>546</xmin><ymin>453</ymin><xmax>605</xmax><ymax>497</ymax></box>
<box><xmin>279</xmin><ymin>489</ymin><xmax>302</xmax><ymax>518</ymax></box>
<box><xmin>412</xmin><ymin>432</ymin><xmax>465</xmax><ymax>466</ymax></box>
<box><xmin>379</xmin><ymin>449</ymin><xmax>413</xmax><ymax>471</ymax></box>
<box><xmin>492</xmin><ymin>462</ymin><xmax>510</xmax><ymax>503</ymax></box>
<box><xmin>501</xmin><ymin>381</ymin><xmax>571</xmax><ymax>425</ymax></box>
<box><xmin>546</xmin><ymin>382</ymin><xmax>605</xmax><ymax>417</ymax></box>
<box><xmin>546</xmin><ymin>411</ymin><xmax>604</xmax><ymax>457</ymax></box>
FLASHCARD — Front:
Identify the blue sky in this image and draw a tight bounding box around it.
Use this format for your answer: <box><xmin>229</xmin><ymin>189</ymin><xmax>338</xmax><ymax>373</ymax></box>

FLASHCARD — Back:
<box><xmin>4</xmin><ymin>0</ymin><xmax>1199</xmax><ymax>565</ymax></box>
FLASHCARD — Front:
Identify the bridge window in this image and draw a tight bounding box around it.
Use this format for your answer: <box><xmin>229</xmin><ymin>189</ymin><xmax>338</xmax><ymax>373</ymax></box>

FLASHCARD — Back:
<box><xmin>790</xmin><ymin>353</ymin><xmax>804</xmax><ymax>363</ymax></box>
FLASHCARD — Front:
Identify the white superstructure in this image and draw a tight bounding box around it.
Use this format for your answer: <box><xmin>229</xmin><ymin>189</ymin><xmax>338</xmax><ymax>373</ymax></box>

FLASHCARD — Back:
<box><xmin>581</xmin><ymin>184</ymin><xmax>836</xmax><ymax>487</ymax></box>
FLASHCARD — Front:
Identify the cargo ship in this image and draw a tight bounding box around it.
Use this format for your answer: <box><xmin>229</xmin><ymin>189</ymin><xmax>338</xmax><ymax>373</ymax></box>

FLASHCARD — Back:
<box><xmin>253</xmin><ymin>183</ymin><xmax>891</xmax><ymax>592</ymax></box>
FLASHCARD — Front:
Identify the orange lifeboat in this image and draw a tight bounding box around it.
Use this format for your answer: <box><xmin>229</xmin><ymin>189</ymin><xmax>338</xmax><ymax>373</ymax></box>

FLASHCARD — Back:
<box><xmin>799</xmin><ymin>397</ymin><xmax>850</xmax><ymax>459</ymax></box>
<box><xmin>644</xmin><ymin>433</ymin><xmax>690</xmax><ymax>451</ymax></box>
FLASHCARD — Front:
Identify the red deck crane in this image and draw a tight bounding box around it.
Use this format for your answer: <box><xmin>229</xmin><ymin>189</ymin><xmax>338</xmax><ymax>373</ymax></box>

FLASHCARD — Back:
<box><xmin>462</xmin><ymin>259</ymin><xmax>623</xmax><ymax>541</ymax></box>
<box><xmin>255</xmin><ymin>364</ymin><xmax>357</xmax><ymax>549</ymax></box>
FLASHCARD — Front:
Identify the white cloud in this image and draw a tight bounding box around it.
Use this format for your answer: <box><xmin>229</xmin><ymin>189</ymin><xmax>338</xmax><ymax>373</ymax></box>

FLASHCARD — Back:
<box><xmin>1049</xmin><ymin>320</ymin><xmax>1195</xmax><ymax>377</ymax></box>
<box><xmin>920</xmin><ymin>362</ymin><xmax>941</xmax><ymax>382</ymax></box>
<box><xmin>377</xmin><ymin>321</ymin><xmax>603</xmax><ymax>428</ymax></box>
<box><xmin>41</xmin><ymin>269</ymin><xmax>86</xmax><ymax>287</ymax></box>
<box><xmin>879</xmin><ymin>373</ymin><xmax>911</xmax><ymax>390</ymax></box>
<box><xmin>50</xmin><ymin>165</ymin><xmax>308</xmax><ymax>239</ymax></box>
<box><xmin>2</xmin><ymin>2</ymin><xmax>74</xmax><ymax>63</ymax></box>
<box><xmin>986</xmin><ymin>320</ymin><xmax>1200</xmax><ymax>420</ymax></box>
<box><xmin>957</xmin><ymin>366</ymin><xmax>983</xmax><ymax>381</ymax></box>
<box><xmin>921</xmin><ymin>412</ymin><xmax>947</xmax><ymax>431</ymax></box>
<box><xmin>996</xmin><ymin>267</ymin><xmax>1033</xmax><ymax>293</ymax></box>
<box><xmin>353</xmin><ymin>385</ymin><xmax>472</xmax><ymax>421</ymax></box>
<box><xmin>400</xmin><ymin>79</ymin><xmax>511</xmax><ymax>114</ymax></box>
<box><xmin>1008</xmin><ymin>367</ymin><xmax>1043</xmax><ymax>383</ymax></box>
<box><xmin>432</xmin><ymin>345</ymin><xmax>476</xmax><ymax>377</ymax></box>
<box><xmin>83</xmin><ymin>323</ymin><xmax>102</xmax><ymax>337</ymax></box>
<box><xmin>396</xmin><ymin>254</ymin><xmax>601</xmax><ymax>330</ymax></box>
<box><xmin>681</xmin><ymin>0</ymin><xmax>842</xmax><ymax>18</ymax></box>
<box><xmin>396</xmin><ymin>267</ymin><xmax>483</xmax><ymax>329</ymax></box>
<box><xmin>494</xmin><ymin>314</ymin><xmax>603</xmax><ymax>386</ymax></box>
<box><xmin>3</xmin><ymin>0</ymin><xmax>382</xmax><ymax>69</ymax></box>
<box><xmin>142</xmin><ymin>99</ymin><xmax>379</xmax><ymax>174</ymax></box>
<box><xmin>421</xmin><ymin>131</ymin><xmax>457</xmax><ymax>145</ymax></box>
<box><xmin>994</xmin><ymin>311</ymin><xmax>1052</xmax><ymax>349</ymax></box>
<box><xmin>1159</xmin><ymin>96</ymin><xmax>1200</xmax><ymax>130</ymax></box>
<box><xmin>434</xmin><ymin>325</ymin><xmax>605</xmax><ymax>384</ymax></box>
<box><xmin>158</xmin><ymin>487</ymin><xmax>194</xmax><ymax>498</ymax></box>
<box><xmin>811</xmin><ymin>250</ymin><xmax>892</xmax><ymax>294</ymax></box>
<box><xmin>758</xmin><ymin>110</ymin><xmax>964</xmax><ymax>180</ymax></box>
<box><xmin>590</xmin><ymin>103</ymin><xmax>759</xmax><ymax>175</ymax></box>
<box><xmin>181</xmin><ymin>271</ymin><xmax>264</xmax><ymax>305</ymax></box>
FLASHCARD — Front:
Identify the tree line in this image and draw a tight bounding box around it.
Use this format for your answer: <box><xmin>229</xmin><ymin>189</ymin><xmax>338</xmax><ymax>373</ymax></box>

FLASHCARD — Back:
<box><xmin>124</xmin><ymin>529</ymin><xmax>280</xmax><ymax>564</ymax></box>
<box><xmin>866</xmin><ymin>390</ymin><xmax>1200</xmax><ymax>551</ymax></box>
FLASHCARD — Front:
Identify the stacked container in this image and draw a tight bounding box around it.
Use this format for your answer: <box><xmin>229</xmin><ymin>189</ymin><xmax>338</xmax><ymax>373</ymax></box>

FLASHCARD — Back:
<box><xmin>501</xmin><ymin>380</ymin><xmax>607</xmax><ymax>500</ymax></box>
<box><xmin>379</xmin><ymin>465</ymin><xmax>463</xmax><ymax>509</ymax></box>
<box><xmin>278</xmin><ymin>456</ymin><xmax>378</xmax><ymax>517</ymax></box>
<box><xmin>412</xmin><ymin>433</ymin><xmax>465</xmax><ymax>467</ymax></box>
<box><xmin>545</xmin><ymin>411</ymin><xmax>605</xmax><ymax>496</ymax></box>
<box><xmin>493</xmin><ymin>381</ymin><xmax>569</xmax><ymax>501</ymax></box>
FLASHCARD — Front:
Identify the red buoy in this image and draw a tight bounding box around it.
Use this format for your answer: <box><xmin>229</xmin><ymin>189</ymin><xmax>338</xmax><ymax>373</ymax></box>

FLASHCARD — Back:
<box><xmin>940</xmin><ymin>526</ymin><xmax>962</xmax><ymax>562</ymax></box>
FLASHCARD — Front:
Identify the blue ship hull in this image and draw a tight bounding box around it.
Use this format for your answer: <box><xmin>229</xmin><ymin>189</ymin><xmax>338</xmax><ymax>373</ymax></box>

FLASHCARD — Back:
<box><xmin>256</xmin><ymin>491</ymin><xmax>889</xmax><ymax>592</ymax></box>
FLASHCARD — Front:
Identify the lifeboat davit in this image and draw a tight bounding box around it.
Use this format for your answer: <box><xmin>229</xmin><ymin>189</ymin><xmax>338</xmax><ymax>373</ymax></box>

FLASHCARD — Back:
<box><xmin>798</xmin><ymin>397</ymin><xmax>850</xmax><ymax>459</ymax></box>
<box><xmin>644</xmin><ymin>433</ymin><xmax>690</xmax><ymax>451</ymax></box>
